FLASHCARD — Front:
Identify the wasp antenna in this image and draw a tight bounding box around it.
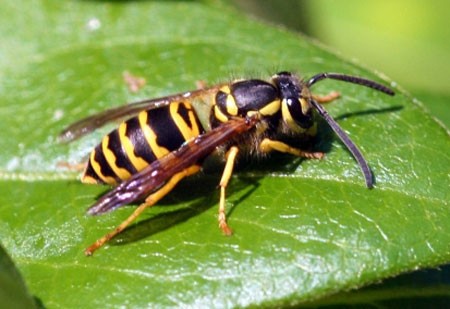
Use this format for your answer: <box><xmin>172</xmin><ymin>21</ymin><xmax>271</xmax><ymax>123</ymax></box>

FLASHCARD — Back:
<box><xmin>310</xmin><ymin>99</ymin><xmax>374</xmax><ymax>188</ymax></box>
<box><xmin>307</xmin><ymin>73</ymin><xmax>395</xmax><ymax>96</ymax></box>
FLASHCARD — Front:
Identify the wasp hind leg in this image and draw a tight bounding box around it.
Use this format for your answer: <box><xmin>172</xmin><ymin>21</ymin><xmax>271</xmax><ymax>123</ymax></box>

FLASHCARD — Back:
<box><xmin>84</xmin><ymin>165</ymin><xmax>201</xmax><ymax>256</ymax></box>
<box><xmin>218</xmin><ymin>146</ymin><xmax>239</xmax><ymax>236</ymax></box>
<box><xmin>260</xmin><ymin>139</ymin><xmax>324</xmax><ymax>159</ymax></box>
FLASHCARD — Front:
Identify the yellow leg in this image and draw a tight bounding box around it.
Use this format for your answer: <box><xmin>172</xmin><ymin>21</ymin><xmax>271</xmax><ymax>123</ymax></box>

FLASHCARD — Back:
<box><xmin>218</xmin><ymin>146</ymin><xmax>239</xmax><ymax>236</ymax></box>
<box><xmin>312</xmin><ymin>91</ymin><xmax>340</xmax><ymax>104</ymax></box>
<box><xmin>85</xmin><ymin>165</ymin><xmax>201</xmax><ymax>256</ymax></box>
<box><xmin>260</xmin><ymin>138</ymin><xmax>324</xmax><ymax>159</ymax></box>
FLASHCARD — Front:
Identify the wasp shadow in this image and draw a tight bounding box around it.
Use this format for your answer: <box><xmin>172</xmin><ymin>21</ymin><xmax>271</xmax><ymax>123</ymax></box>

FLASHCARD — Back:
<box><xmin>316</xmin><ymin>105</ymin><xmax>403</xmax><ymax>186</ymax></box>
<box><xmin>308</xmin><ymin>264</ymin><xmax>450</xmax><ymax>307</ymax></box>
<box><xmin>316</xmin><ymin>105</ymin><xmax>403</xmax><ymax>147</ymax></box>
<box><xmin>110</xmin><ymin>170</ymin><xmax>262</xmax><ymax>246</ymax></box>
<box><xmin>333</xmin><ymin>105</ymin><xmax>403</xmax><ymax>122</ymax></box>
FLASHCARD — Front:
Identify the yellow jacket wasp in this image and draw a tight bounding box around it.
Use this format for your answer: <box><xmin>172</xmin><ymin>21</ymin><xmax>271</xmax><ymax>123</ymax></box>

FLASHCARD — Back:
<box><xmin>60</xmin><ymin>71</ymin><xmax>394</xmax><ymax>255</ymax></box>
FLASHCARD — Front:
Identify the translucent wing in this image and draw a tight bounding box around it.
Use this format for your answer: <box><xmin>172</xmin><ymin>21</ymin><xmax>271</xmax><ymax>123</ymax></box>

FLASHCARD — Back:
<box><xmin>59</xmin><ymin>86</ymin><xmax>222</xmax><ymax>143</ymax></box>
<box><xmin>87</xmin><ymin>115</ymin><xmax>259</xmax><ymax>215</ymax></box>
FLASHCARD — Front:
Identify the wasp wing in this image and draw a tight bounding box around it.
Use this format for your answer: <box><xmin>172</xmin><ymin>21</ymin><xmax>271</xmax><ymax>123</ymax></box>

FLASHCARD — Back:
<box><xmin>87</xmin><ymin>115</ymin><xmax>259</xmax><ymax>215</ymax></box>
<box><xmin>59</xmin><ymin>86</ymin><xmax>221</xmax><ymax>143</ymax></box>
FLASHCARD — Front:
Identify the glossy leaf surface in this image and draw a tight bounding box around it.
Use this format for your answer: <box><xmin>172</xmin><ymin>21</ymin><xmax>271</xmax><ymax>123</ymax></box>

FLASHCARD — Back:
<box><xmin>0</xmin><ymin>1</ymin><xmax>449</xmax><ymax>307</ymax></box>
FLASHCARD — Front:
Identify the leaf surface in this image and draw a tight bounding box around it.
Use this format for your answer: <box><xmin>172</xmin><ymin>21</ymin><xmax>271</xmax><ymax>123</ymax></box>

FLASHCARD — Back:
<box><xmin>0</xmin><ymin>1</ymin><xmax>449</xmax><ymax>307</ymax></box>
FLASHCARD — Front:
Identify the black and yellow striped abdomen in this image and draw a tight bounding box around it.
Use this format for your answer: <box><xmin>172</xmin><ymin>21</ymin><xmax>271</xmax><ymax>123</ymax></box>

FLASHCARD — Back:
<box><xmin>82</xmin><ymin>101</ymin><xmax>205</xmax><ymax>185</ymax></box>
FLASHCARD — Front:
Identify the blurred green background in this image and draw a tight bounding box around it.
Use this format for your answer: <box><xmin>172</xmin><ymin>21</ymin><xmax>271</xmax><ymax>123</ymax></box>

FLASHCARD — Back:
<box><xmin>232</xmin><ymin>0</ymin><xmax>450</xmax><ymax>127</ymax></box>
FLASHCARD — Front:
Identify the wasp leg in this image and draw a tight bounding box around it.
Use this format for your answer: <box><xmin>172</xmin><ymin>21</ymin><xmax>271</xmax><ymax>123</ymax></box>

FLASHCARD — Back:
<box><xmin>260</xmin><ymin>139</ymin><xmax>324</xmax><ymax>159</ymax></box>
<box><xmin>312</xmin><ymin>91</ymin><xmax>340</xmax><ymax>104</ymax></box>
<box><xmin>85</xmin><ymin>165</ymin><xmax>201</xmax><ymax>256</ymax></box>
<box><xmin>218</xmin><ymin>146</ymin><xmax>239</xmax><ymax>236</ymax></box>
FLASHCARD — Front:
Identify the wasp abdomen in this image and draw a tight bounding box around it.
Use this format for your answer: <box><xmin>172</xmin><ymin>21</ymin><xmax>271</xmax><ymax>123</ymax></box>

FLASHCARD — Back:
<box><xmin>82</xmin><ymin>101</ymin><xmax>204</xmax><ymax>184</ymax></box>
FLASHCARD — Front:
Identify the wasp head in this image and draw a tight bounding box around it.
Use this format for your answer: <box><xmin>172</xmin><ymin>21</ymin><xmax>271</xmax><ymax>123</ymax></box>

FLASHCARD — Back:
<box><xmin>272</xmin><ymin>72</ymin><xmax>314</xmax><ymax>133</ymax></box>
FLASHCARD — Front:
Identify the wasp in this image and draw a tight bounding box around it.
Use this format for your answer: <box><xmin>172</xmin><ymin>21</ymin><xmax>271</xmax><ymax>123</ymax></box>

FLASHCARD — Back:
<box><xmin>60</xmin><ymin>71</ymin><xmax>394</xmax><ymax>255</ymax></box>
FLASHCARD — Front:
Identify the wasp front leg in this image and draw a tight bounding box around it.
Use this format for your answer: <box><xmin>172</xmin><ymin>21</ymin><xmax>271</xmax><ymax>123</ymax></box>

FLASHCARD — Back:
<box><xmin>217</xmin><ymin>145</ymin><xmax>239</xmax><ymax>236</ymax></box>
<box><xmin>312</xmin><ymin>91</ymin><xmax>340</xmax><ymax>104</ymax></box>
<box><xmin>259</xmin><ymin>139</ymin><xmax>324</xmax><ymax>159</ymax></box>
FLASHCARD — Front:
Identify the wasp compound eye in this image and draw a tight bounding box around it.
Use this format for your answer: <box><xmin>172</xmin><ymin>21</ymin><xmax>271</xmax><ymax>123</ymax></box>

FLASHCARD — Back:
<box><xmin>285</xmin><ymin>97</ymin><xmax>313</xmax><ymax>129</ymax></box>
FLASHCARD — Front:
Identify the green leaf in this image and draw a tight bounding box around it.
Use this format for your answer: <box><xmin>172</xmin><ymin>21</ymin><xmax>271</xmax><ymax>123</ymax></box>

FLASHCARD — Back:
<box><xmin>412</xmin><ymin>91</ymin><xmax>450</xmax><ymax>129</ymax></box>
<box><xmin>310</xmin><ymin>266</ymin><xmax>450</xmax><ymax>307</ymax></box>
<box><xmin>1</xmin><ymin>1</ymin><xmax>449</xmax><ymax>307</ymax></box>
<box><xmin>0</xmin><ymin>244</ymin><xmax>37</xmax><ymax>308</ymax></box>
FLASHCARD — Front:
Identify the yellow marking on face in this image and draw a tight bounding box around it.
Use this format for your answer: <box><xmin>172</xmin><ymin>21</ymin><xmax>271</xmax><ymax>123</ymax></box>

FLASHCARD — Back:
<box><xmin>118</xmin><ymin>122</ymin><xmax>149</xmax><ymax>172</ymax></box>
<box><xmin>281</xmin><ymin>99</ymin><xmax>294</xmax><ymax>126</ymax></box>
<box><xmin>138</xmin><ymin>110</ymin><xmax>170</xmax><ymax>159</ymax></box>
<box><xmin>281</xmin><ymin>98</ymin><xmax>306</xmax><ymax>133</ymax></box>
<box><xmin>300</xmin><ymin>98</ymin><xmax>310</xmax><ymax>115</ymax></box>
<box><xmin>102</xmin><ymin>135</ymin><xmax>132</xmax><ymax>180</ymax></box>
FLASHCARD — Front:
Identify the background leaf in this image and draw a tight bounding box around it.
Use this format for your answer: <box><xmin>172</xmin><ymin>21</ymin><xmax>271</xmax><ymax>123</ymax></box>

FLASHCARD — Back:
<box><xmin>0</xmin><ymin>244</ymin><xmax>37</xmax><ymax>309</ymax></box>
<box><xmin>0</xmin><ymin>1</ymin><xmax>449</xmax><ymax>307</ymax></box>
<box><xmin>231</xmin><ymin>0</ymin><xmax>450</xmax><ymax>129</ymax></box>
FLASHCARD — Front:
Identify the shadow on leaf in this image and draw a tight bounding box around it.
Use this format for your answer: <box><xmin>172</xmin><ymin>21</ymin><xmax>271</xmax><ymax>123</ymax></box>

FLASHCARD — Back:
<box><xmin>109</xmin><ymin>173</ymin><xmax>262</xmax><ymax>246</ymax></box>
